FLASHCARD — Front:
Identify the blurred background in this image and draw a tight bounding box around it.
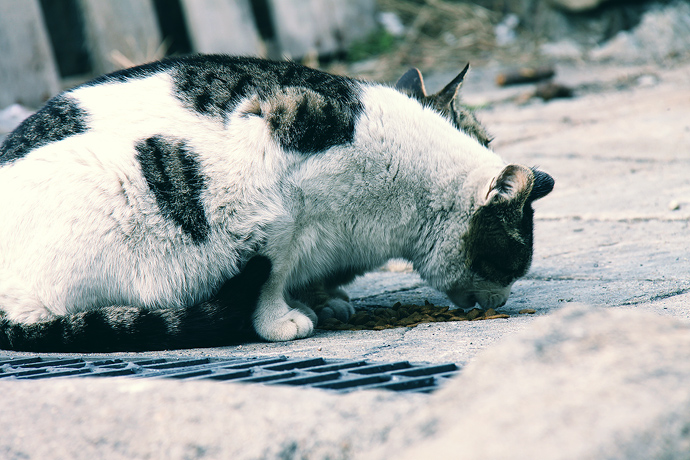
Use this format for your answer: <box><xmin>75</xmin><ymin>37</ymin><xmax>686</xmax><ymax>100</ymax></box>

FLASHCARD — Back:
<box><xmin>0</xmin><ymin>0</ymin><xmax>689</xmax><ymax>112</ymax></box>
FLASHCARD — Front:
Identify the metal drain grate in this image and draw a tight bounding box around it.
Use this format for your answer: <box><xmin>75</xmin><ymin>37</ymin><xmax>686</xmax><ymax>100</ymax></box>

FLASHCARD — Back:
<box><xmin>0</xmin><ymin>356</ymin><xmax>460</xmax><ymax>393</ymax></box>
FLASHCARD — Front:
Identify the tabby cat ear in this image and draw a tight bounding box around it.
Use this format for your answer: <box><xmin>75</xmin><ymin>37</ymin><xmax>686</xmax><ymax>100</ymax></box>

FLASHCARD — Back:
<box><xmin>485</xmin><ymin>164</ymin><xmax>533</xmax><ymax>205</ymax></box>
<box><xmin>485</xmin><ymin>165</ymin><xmax>554</xmax><ymax>205</ymax></box>
<box><xmin>428</xmin><ymin>63</ymin><xmax>470</xmax><ymax>108</ymax></box>
<box><xmin>395</xmin><ymin>68</ymin><xmax>427</xmax><ymax>99</ymax></box>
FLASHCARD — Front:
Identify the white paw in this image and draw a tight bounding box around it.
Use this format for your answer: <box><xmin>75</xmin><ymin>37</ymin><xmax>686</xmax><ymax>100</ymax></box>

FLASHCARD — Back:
<box><xmin>254</xmin><ymin>306</ymin><xmax>315</xmax><ymax>342</ymax></box>
<box><xmin>316</xmin><ymin>298</ymin><xmax>355</xmax><ymax>323</ymax></box>
<box><xmin>288</xmin><ymin>299</ymin><xmax>318</xmax><ymax>324</ymax></box>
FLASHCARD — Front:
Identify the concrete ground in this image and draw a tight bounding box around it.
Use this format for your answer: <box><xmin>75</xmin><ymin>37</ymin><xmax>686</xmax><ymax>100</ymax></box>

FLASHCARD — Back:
<box><xmin>1</xmin><ymin>60</ymin><xmax>689</xmax><ymax>459</ymax></box>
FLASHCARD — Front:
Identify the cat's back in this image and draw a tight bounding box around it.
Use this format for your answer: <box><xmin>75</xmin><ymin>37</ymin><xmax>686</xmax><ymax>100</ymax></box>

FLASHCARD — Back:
<box><xmin>0</xmin><ymin>55</ymin><xmax>362</xmax><ymax>167</ymax></box>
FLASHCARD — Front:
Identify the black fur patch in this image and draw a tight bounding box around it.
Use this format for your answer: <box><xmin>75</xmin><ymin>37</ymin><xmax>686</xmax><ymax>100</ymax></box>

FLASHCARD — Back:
<box><xmin>135</xmin><ymin>135</ymin><xmax>210</xmax><ymax>243</ymax></box>
<box><xmin>263</xmin><ymin>87</ymin><xmax>360</xmax><ymax>154</ymax></box>
<box><xmin>463</xmin><ymin>199</ymin><xmax>535</xmax><ymax>286</ymax></box>
<box><xmin>169</xmin><ymin>55</ymin><xmax>363</xmax><ymax>154</ymax></box>
<box><xmin>0</xmin><ymin>95</ymin><xmax>88</xmax><ymax>165</ymax></box>
<box><xmin>0</xmin><ymin>256</ymin><xmax>272</xmax><ymax>352</ymax></box>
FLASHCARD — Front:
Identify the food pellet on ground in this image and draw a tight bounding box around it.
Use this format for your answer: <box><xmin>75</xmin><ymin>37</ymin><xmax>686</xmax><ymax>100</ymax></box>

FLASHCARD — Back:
<box><xmin>317</xmin><ymin>301</ymin><xmax>510</xmax><ymax>331</ymax></box>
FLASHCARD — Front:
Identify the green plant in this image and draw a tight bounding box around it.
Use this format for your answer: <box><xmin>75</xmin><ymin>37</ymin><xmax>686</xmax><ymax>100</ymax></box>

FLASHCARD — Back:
<box><xmin>347</xmin><ymin>28</ymin><xmax>398</xmax><ymax>62</ymax></box>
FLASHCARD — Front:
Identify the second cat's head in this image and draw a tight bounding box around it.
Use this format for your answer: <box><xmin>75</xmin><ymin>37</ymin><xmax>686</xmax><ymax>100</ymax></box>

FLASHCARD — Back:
<box><xmin>422</xmin><ymin>164</ymin><xmax>554</xmax><ymax>310</ymax></box>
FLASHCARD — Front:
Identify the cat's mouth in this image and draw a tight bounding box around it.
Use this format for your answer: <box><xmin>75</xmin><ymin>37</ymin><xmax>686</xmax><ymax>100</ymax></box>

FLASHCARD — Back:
<box><xmin>446</xmin><ymin>285</ymin><xmax>511</xmax><ymax>310</ymax></box>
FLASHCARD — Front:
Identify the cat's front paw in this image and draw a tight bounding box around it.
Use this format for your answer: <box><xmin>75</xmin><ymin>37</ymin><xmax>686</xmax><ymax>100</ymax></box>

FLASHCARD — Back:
<box><xmin>253</xmin><ymin>304</ymin><xmax>315</xmax><ymax>342</ymax></box>
<box><xmin>315</xmin><ymin>298</ymin><xmax>355</xmax><ymax>323</ymax></box>
<box><xmin>288</xmin><ymin>299</ymin><xmax>318</xmax><ymax>324</ymax></box>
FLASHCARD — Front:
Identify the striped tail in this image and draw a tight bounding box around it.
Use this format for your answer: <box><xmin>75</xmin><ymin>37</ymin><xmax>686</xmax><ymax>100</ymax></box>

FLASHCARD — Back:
<box><xmin>0</xmin><ymin>256</ymin><xmax>272</xmax><ymax>352</ymax></box>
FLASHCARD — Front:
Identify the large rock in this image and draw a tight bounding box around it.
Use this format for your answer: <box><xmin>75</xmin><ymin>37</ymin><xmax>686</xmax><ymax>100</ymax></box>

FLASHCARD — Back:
<box><xmin>591</xmin><ymin>2</ymin><xmax>690</xmax><ymax>63</ymax></box>
<box><xmin>371</xmin><ymin>305</ymin><xmax>690</xmax><ymax>459</ymax></box>
<box><xmin>495</xmin><ymin>0</ymin><xmax>651</xmax><ymax>47</ymax></box>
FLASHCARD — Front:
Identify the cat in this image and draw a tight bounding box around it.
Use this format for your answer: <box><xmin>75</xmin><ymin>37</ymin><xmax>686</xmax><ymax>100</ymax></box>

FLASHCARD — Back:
<box><xmin>0</xmin><ymin>55</ymin><xmax>554</xmax><ymax>351</ymax></box>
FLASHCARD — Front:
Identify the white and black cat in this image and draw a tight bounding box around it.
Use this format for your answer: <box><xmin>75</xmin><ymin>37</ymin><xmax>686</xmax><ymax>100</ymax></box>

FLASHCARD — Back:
<box><xmin>0</xmin><ymin>55</ymin><xmax>553</xmax><ymax>351</ymax></box>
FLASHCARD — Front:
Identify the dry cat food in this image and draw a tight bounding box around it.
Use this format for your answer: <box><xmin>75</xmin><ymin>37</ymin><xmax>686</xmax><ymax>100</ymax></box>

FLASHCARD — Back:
<box><xmin>318</xmin><ymin>301</ymin><xmax>510</xmax><ymax>331</ymax></box>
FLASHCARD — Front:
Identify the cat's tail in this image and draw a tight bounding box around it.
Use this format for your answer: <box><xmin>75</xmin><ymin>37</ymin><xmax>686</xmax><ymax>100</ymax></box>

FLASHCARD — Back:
<box><xmin>0</xmin><ymin>256</ymin><xmax>271</xmax><ymax>352</ymax></box>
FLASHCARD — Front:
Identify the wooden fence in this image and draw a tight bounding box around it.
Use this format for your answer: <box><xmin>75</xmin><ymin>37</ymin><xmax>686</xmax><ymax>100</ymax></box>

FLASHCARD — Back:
<box><xmin>0</xmin><ymin>0</ymin><xmax>377</xmax><ymax>108</ymax></box>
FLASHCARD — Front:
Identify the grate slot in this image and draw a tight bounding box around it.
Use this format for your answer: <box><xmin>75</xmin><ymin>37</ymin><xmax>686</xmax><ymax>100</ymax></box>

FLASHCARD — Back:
<box><xmin>200</xmin><ymin>369</ymin><xmax>253</xmax><ymax>381</ymax></box>
<box><xmin>92</xmin><ymin>368</ymin><xmax>139</xmax><ymax>377</ymax></box>
<box><xmin>0</xmin><ymin>357</ymin><xmax>43</xmax><ymax>366</ymax></box>
<box><xmin>349</xmin><ymin>362</ymin><xmax>412</xmax><ymax>375</ymax></box>
<box><xmin>21</xmin><ymin>368</ymin><xmax>93</xmax><ymax>380</ymax></box>
<box><xmin>221</xmin><ymin>357</ymin><xmax>287</xmax><ymax>370</ymax></box>
<box><xmin>266</xmin><ymin>371</ymin><xmax>342</xmax><ymax>386</ymax></box>
<box><xmin>305</xmin><ymin>361</ymin><xmax>369</xmax><ymax>373</ymax></box>
<box><xmin>264</xmin><ymin>358</ymin><xmax>326</xmax><ymax>371</ymax></box>
<box><xmin>18</xmin><ymin>358</ymin><xmax>84</xmax><ymax>368</ymax></box>
<box><xmin>234</xmin><ymin>372</ymin><xmax>299</xmax><ymax>383</ymax></box>
<box><xmin>313</xmin><ymin>375</ymin><xmax>391</xmax><ymax>390</ymax></box>
<box><xmin>163</xmin><ymin>369</ymin><xmax>216</xmax><ymax>379</ymax></box>
<box><xmin>142</xmin><ymin>358</ymin><xmax>211</xmax><ymax>370</ymax></box>
<box><xmin>390</xmin><ymin>363</ymin><xmax>459</xmax><ymax>377</ymax></box>
<box><xmin>96</xmin><ymin>363</ymin><xmax>130</xmax><ymax>370</ymax></box>
<box><xmin>365</xmin><ymin>376</ymin><xmax>437</xmax><ymax>392</ymax></box>
<box><xmin>62</xmin><ymin>363</ymin><xmax>90</xmax><ymax>369</ymax></box>
<box><xmin>0</xmin><ymin>368</ymin><xmax>47</xmax><ymax>378</ymax></box>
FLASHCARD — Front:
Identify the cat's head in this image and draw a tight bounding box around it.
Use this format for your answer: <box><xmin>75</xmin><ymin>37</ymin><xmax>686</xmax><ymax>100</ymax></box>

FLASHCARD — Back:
<box><xmin>395</xmin><ymin>64</ymin><xmax>492</xmax><ymax>147</ymax></box>
<box><xmin>426</xmin><ymin>164</ymin><xmax>554</xmax><ymax>310</ymax></box>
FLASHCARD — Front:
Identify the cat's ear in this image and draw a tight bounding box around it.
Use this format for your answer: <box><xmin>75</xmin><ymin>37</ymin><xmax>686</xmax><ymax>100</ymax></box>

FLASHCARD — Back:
<box><xmin>395</xmin><ymin>68</ymin><xmax>427</xmax><ymax>99</ymax></box>
<box><xmin>528</xmin><ymin>168</ymin><xmax>555</xmax><ymax>202</ymax></box>
<box><xmin>484</xmin><ymin>165</ymin><xmax>554</xmax><ymax>206</ymax></box>
<box><xmin>428</xmin><ymin>63</ymin><xmax>470</xmax><ymax>108</ymax></box>
<box><xmin>484</xmin><ymin>164</ymin><xmax>533</xmax><ymax>206</ymax></box>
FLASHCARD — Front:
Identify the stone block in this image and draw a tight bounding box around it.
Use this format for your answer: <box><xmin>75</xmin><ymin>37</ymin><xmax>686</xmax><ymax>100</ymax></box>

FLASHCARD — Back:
<box><xmin>78</xmin><ymin>0</ymin><xmax>162</xmax><ymax>74</ymax></box>
<box><xmin>268</xmin><ymin>0</ymin><xmax>377</xmax><ymax>59</ymax></box>
<box><xmin>0</xmin><ymin>0</ymin><xmax>60</xmax><ymax>108</ymax></box>
<box><xmin>180</xmin><ymin>0</ymin><xmax>262</xmax><ymax>56</ymax></box>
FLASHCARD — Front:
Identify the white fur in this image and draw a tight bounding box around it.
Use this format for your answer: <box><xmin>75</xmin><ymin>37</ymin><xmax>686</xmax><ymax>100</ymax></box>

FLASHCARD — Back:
<box><xmin>0</xmin><ymin>77</ymin><xmax>508</xmax><ymax>341</ymax></box>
